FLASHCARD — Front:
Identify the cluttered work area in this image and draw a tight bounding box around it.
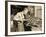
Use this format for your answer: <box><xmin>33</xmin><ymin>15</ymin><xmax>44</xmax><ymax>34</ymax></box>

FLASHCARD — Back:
<box><xmin>10</xmin><ymin>5</ymin><xmax>42</xmax><ymax>32</ymax></box>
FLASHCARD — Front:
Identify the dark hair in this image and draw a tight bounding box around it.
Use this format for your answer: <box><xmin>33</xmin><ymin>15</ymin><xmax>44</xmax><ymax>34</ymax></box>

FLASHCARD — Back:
<box><xmin>11</xmin><ymin>5</ymin><xmax>28</xmax><ymax>15</ymax></box>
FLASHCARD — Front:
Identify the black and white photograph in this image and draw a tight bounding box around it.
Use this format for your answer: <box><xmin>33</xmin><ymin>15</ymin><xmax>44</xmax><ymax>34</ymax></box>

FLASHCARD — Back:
<box><xmin>5</xmin><ymin>1</ymin><xmax>45</xmax><ymax>35</ymax></box>
<box><xmin>11</xmin><ymin>5</ymin><xmax>42</xmax><ymax>32</ymax></box>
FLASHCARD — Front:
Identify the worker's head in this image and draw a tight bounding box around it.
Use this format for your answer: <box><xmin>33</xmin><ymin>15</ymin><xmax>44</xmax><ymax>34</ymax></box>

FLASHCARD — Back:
<box><xmin>23</xmin><ymin>7</ymin><xmax>29</xmax><ymax>15</ymax></box>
